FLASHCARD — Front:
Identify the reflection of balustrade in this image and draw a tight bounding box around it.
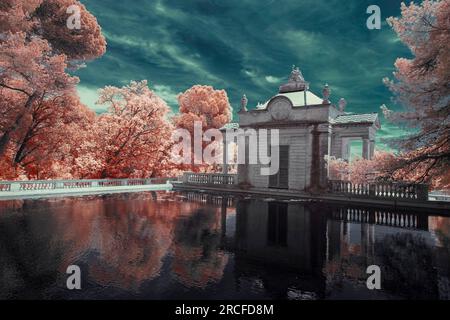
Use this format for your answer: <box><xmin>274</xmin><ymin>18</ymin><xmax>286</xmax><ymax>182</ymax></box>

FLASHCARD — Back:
<box><xmin>182</xmin><ymin>172</ymin><xmax>237</xmax><ymax>186</ymax></box>
<box><xmin>331</xmin><ymin>207</ymin><xmax>429</xmax><ymax>230</ymax></box>
<box><xmin>0</xmin><ymin>178</ymin><xmax>173</xmax><ymax>193</ymax></box>
<box><xmin>329</xmin><ymin>180</ymin><xmax>429</xmax><ymax>201</ymax></box>
<box><xmin>183</xmin><ymin>192</ymin><xmax>235</xmax><ymax>206</ymax></box>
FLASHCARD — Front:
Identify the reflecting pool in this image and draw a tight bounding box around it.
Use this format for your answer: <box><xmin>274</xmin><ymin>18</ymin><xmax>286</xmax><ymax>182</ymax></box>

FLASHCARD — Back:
<box><xmin>0</xmin><ymin>192</ymin><xmax>449</xmax><ymax>300</ymax></box>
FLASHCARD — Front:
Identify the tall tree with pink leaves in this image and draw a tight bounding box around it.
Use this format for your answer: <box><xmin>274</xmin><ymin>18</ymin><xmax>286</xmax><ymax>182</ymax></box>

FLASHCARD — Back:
<box><xmin>95</xmin><ymin>81</ymin><xmax>174</xmax><ymax>179</ymax></box>
<box><xmin>174</xmin><ymin>85</ymin><xmax>232</xmax><ymax>172</ymax></box>
<box><xmin>0</xmin><ymin>0</ymin><xmax>106</xmax><ymax>179</ymax></box>
<box><xmin>382</xmin><ymin>0</ymin><xmax>450</xmax><ymax>189</ymax></box>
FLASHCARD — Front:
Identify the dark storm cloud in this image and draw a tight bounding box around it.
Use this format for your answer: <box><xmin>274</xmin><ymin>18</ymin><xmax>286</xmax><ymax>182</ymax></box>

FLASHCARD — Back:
<box><xmin>75</xmin><ymin>0</ymin><xmax>411</xmax><ymax>140</ymax></box>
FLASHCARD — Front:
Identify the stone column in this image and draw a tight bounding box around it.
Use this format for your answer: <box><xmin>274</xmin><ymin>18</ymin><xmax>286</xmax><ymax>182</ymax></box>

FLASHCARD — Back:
<box><xmin>369</xmin><ymin>140</ymin><xmax>375</xmax><ymax>160</ymax></box>
<box><xmin>309</xmin><ymin>125</ymin><xmax>321</xmax><ymax>192</ymax></box>
<box><xmin>362</xmin><ymin>138</ymin><xmax>370</xmax><ymax>160</ymax></box>
<box><xmin>318</xmin><ymin>124</ymin><xmax>331</xmax><ymax>189</ymax></box>
<box><xmin>222</xmin><ymin>132</ymin><xmax>228</xmax><ymax>174</ymax></box>
<box><xmin>237</xmin><ymin>133</ymin><xmax>250</xmax><ymax>186</ymax></box>
<box><xmin>341</xmin><ymin>138</ymin><xmax>350</xmax><ymax>161</ymax></box>
<box><xmin>221</xmin><ymin>197</ymin><xmax>228</xmax><ymax>239</ymax></box>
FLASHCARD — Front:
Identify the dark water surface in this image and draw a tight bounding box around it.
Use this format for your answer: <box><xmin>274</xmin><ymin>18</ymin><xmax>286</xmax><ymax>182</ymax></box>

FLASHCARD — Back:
<box><xmin>0</xmin><ymin>192</ymin><xmax>449</xmax><ymax>300</ymax></box>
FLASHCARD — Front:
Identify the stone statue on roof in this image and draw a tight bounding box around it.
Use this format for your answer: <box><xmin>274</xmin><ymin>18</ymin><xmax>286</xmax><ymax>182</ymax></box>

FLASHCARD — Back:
<box><xmin>239</xmin><ymin>94</ymin><xmax>248</xmax><ymax>113</ymax></box>
<box><xmin>279</xmin><ymin>65</ymin><xmax>309</xmax><ymax>93</ymax></box>
<box><xmin>289</xmin><ymin>65</ymin><xmax>305</xmax><ymax>82</ymax></box>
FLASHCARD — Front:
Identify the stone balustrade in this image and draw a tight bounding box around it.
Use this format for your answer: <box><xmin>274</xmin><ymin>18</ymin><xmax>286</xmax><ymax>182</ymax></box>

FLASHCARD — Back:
<box><xmin>182</xmin><ymin>172</ymin><xmax>237</xmax><ymax>185</ymax></box>
<box><xmin>0</xmin><ymin>178</ymin><xmax>173</xmax><ymax>193</ymax></box>
<box><xmin>179</xmin><ymin>175</ymin><xmax>430</xmax><ymax>201</ymax></box>
<box><xmin>328</xmin><ymin>180</ymin><xmax>429</xmax><ymax>201</ymax></box>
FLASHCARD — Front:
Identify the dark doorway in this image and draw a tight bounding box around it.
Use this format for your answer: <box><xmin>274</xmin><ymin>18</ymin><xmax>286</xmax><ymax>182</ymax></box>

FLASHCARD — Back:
<box><xmin>269</xmin><ymin>145</ymin><xmax>289</xmax><ymax>189</ymax></box>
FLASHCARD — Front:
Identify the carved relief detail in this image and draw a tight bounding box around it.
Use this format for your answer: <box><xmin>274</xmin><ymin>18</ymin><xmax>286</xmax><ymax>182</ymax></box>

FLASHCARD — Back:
<box><xmin>268</xmin><ymin>97</ymin><xmax>292</xmax><ymax>121</ymax></box>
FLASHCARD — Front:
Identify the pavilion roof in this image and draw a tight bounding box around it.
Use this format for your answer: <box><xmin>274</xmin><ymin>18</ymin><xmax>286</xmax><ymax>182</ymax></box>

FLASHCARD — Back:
<box><xmin>331</xmin><ymin>112</ymin><xmax>379</xmax><ymax>125</ymax></box>
<box><xmin>255</xmin><ymin>91</ymin><xmax>324</xmax><ymax>110</ymax></box>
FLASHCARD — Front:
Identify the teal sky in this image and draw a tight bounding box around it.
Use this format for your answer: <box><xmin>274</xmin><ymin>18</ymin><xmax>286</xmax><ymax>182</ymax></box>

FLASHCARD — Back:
<box><xmin>74</xmin><ymin>0</ymin><xmax>414</xmax><ymax>144</ymax></box>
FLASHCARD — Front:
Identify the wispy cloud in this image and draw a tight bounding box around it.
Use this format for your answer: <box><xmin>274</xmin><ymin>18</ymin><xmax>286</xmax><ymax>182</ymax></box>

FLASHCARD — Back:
<box><xmin>77</xmin><ymin>85</ymin><xmax>104</xmax><ymax>113</ymax></box>
<box><xmin>76</xmin><ymin>0</ymin><xmax>410</xmax><ymax>140</ymax></box>
<box><xmin>153</xmin><ymin>84</ymin><xmax>180</xmax><ymax>108</ymax></box>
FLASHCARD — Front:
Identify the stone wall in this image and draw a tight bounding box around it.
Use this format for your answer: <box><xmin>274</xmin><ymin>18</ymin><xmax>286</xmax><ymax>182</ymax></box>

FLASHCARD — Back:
<box><xmin>239</xmin><ymin>124</ymin><xmax>333</xmax><ymax>191</ymax></box>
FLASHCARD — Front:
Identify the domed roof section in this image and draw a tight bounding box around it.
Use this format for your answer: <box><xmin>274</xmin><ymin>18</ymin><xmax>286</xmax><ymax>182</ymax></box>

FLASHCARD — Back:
<box><xmin>255</xmin><ymin>67</ymin><xmax>324</xmax><ymax>110</ymax></box>
<box><xmin>256</xmin><ymin>91</ymin><xmax>323</xmax><ymax>110</ymax></box>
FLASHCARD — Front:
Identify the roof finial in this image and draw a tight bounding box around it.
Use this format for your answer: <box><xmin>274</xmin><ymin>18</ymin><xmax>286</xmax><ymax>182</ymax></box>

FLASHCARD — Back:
<box><xmin>322</xmin><ymin>83</ymin><xmax>331</xmax><ymax>104</ymax></box>
<box><xmin>338</xmin><ymin>98</ymin><xmax>347</xmax><ymax>112</ymax></box>
<box><xmin>239</xmin><ymin>94</ymin><xmax>248</xmax><ymax>113</ymax></box>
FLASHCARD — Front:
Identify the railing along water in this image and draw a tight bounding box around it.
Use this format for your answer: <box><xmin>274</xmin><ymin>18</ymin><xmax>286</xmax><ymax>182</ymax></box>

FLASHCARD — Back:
<box><xmin>328</xmin><ymin>180</ymin><xmax>429</xmax><ymax>201</ymax></box>
<box><xmin>182</xmin><ymin>173</ymin><xmax>237</xmax><ymax>185</ymax></box>
<box><xmin>0</xmin><ymin>178</ymin><xmax>174</xmax><ymax>193</ymax></box>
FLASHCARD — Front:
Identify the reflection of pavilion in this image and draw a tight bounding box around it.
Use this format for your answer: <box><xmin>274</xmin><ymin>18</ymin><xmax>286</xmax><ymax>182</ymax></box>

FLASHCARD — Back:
<box><xmin>228</xmin><ymin>199</ymin><xmax>328</xmax><ymax>298</ymax></box>
<box><xmin>233</xmin><ymin>200</ymin><xmax>327</xmax><ymax>272</ymax></box>
<box><xmin>221</xmin><ymin>197</ymin><xmax>448</xmax><ymax>299</ymax></box>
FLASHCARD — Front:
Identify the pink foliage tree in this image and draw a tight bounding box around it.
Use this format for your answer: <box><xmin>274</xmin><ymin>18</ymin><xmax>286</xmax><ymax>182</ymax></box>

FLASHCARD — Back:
<box><xmin>26</xmin><ymin>95</ymin><xmax>97</xmax><ymax>179</ymax></box>
<box><xmin>94</xmin><ymin>81</ymin><xmax>174</xmax><ymax>179</ymax></box>
<box><xmin>175</xmin><ymin>85</ymin><xmax>232</xmax><ymax>131</ymax></box>
<box><xmin>0</xmin><ymin>0</ymin><xmax>106</xmax><ymax>179</ymax></box>
<box><xmin>174</xmin><ymin>85</ymin><xmax>232</xmax><ymax>172</ymax></box>
<box><xmin>0</xmin><ymin>33</ymin><xmax>78</xmax><ymax>159</ymax></box>
<box><xmin>0</xmin><ymin>0</ymin><xmax>106</xmax><ymax>61</ymax></box>
<box><xmin>1</xmin><ymin>2</ymin><xmax>241</xmax><ymax>180</ymax></box>
<box><xmin>381</xmin><ymin>0</ymin><xmax>450</xmax><ymax>189</ymax></box>
<box><xmin>328</xmin><ymin>152</ymin><xmax>401</xmax><ymax>184</ymax></box>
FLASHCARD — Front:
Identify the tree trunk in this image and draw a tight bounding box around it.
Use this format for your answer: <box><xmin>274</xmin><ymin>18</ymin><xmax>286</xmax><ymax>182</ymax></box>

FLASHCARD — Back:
<box><xmin>13</xmin><ymin>118</ymin><xmax>36</xmax><ymax>165</ymax></box>
<box><xmin>0</xmin><ymin>94</ymin><xmax>37</xmax><ymax>157</ymax></box>
<box><xmin>13</xmin><ymin>135</ymin><xmax>29</xmax><ymax>164</ymax></box>
<box><xmin>100</xmin><ymin>169</ymin><xmax>108</xmax><ymax>179</ymax></box>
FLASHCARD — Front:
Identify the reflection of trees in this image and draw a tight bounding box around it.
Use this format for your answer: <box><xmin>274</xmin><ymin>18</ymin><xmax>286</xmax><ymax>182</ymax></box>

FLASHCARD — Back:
<box><xmin>0</xmin><ymin>196</ymin><xmax>249</xmax><ymax>296</ymax></box>
<box><xmin>325</xmin><ymin>233</ymin><xmax>440</xmax><ymax>299</ymax></box>
<box><xmin>52</xmin><ymin>194</ymin><xmax>192</xmax><ymax>290</ymax></box>
<box><xmin>429</xmin><ymin>217</ymin><xmax>450</xmax><ymax>299</ymax></box>
<box><xmin>0</xmin><ymin>201</ymin><xmax>66</xmax><ymax>299</ymax></box>
<box><xmin>0</xmin><ymin>193</ymin><xmax>223</xmax><ymax>296</ymax></box>
<box><xmin>431</xmin><ymin>217</ymin><xmax>450</xmax><ymax>254</ymax></box>
<box><xmin>171</xmin><ymin>207</ymin><xmax>228</xmax><ymax>288</ymax></box>
<box><xmin>324</xmin><ymin>242</ymin><xmax>366</xmax><ymax>294</ymax></box>
<box><xmin>85</xmin><ymin>208</ymin><xmax>173</xmax><ymax>290</ymax></box>
<box><xmin>376</xmin><ymin>233</ymin><xmax>438</xmax><ymax>299</ymax></box>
